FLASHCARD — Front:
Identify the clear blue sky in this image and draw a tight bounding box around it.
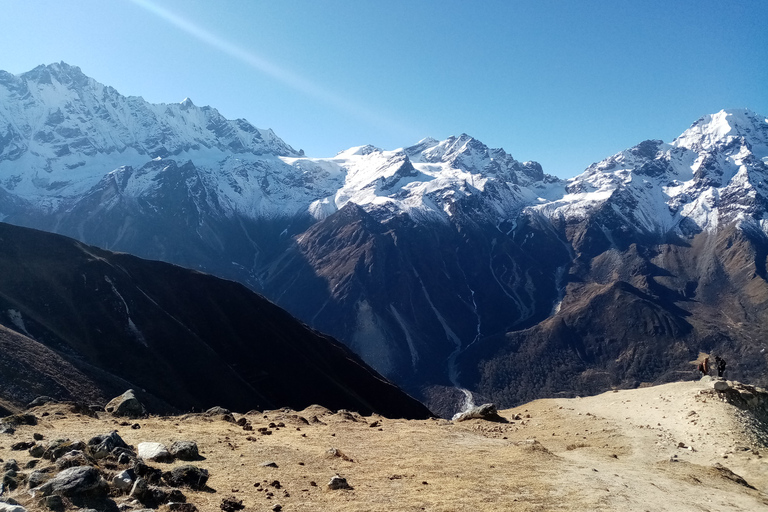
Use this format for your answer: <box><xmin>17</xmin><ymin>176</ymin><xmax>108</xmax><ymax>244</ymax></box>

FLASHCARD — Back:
<box><xmin>1</xmin><ymin>0</ymin><xmax>766</xmax><ymax>178</ymax></box>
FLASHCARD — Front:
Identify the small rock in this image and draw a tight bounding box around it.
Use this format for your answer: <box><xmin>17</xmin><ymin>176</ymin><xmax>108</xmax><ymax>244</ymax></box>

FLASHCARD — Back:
<box><xmin>166</xmin><ymin>503</ymin><xmax>198</xmax><ymax>512</ymax></box>
<box><xmin>38</xmin><ymin>494</ymin><xmax>63</xmax><ymax>510</ymax></box>
<box><xmin>113</xmin><ymin>469</ymin><xmax>136</xmax><ymax>492</ymax></box>
<box><xmin>714</xmin><ymin>381</ymin><xmax>730</xmax><ymax>392</ymax></box>
<box><xmin>327</xmin><ymin>474</ymin><xmax>352</xmax><ymax>490</ymax></box>
<box><xmin>138</xmin><ymin>442</ymin><xmax>173</xmax><ymax>463</ymax></box>
<box><xmin>28</xmin><ymin>445</ymin><xmax>46</xmax><ymax>458</ymax></box>
<box><xmin>219</xmin><ymin>496</ymin><xmax>244</xmax><ymax>511</ymax></box>
<box><xmin>33</xmin><ymin>433</ymin><xmax>44</xmax><ymax>441</ymax></box>
<box><xmin>0</xmin><ymin>503</ymin><xmax>27</xmax><ymax>512</ymax></box>
<box><xmin>260</xmin><ymin>461</ymin><xmax>278</xmax><ymax>468</ymax></box>
<box><xmin>325</xmin><ymin>447</ymin><xmax>353</xmax><ymax>462</ymax></box>
<box><xmin>10</xmin><ymin>442</ymin><xmax>34</xmax><ymax>451</ymax></box>
<box><xmin>162</xmin><ymin>465</ymin><xmax>209</xmax><ymax>490</ymax></box>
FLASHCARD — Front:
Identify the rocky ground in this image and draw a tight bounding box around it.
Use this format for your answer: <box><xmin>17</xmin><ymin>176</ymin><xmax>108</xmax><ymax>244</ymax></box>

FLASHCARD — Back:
<box><xmin>0</xmin><ymin>378</ymin><xmax>766</xmax><ymax>511</ymax></box>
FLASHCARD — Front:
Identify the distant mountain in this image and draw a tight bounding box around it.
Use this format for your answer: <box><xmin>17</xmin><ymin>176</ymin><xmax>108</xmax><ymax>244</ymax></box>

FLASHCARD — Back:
<box><xmin>0</xmin><ymin>221</ymin><xmax>432</xmax><ymax>419</ymax></box>
<box><xmin>1</xmin><ymin>63</ymin><xmax>767</xmax><ymax>416</ymax></box>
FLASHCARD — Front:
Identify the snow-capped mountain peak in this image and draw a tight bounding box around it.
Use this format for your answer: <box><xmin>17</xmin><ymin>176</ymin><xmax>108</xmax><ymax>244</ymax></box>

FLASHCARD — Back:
<box><xmin>673</xmin><ymin>109</ymin><xmax>768</xmax><ymax>154</ymax></box>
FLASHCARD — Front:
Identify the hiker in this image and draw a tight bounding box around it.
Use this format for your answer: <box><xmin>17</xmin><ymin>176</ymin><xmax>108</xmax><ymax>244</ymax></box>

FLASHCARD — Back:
<box><xmin>697</xmin><ymin>356</ymin><xmax>710</xmax><ymax>377</ymax></box>
<box><xmin>715</xmin><ymin>356</ymin><xmax>726</xmax><ymax>378</ymax></box>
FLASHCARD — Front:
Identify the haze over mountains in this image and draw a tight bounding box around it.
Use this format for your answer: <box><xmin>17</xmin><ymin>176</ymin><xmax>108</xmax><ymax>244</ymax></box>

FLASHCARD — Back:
<box><xmin>1</xmin><ymin>63</ymin><xmax>767</xmax><ymax>416</ymax></box>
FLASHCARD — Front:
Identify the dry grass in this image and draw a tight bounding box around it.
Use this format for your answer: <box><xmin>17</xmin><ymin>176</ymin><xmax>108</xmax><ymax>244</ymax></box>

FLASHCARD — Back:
<box><xmin>2</xmin><ymin>380</ymin><xmax>768</xmax><ymax>511</ymax></box>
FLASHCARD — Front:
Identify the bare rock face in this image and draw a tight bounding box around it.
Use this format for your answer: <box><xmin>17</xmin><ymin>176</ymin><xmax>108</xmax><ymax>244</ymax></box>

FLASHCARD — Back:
<box><xmin>104</xmin><ymin>390</ymin><xmax>146</xmax><ymax>418</ymax></box>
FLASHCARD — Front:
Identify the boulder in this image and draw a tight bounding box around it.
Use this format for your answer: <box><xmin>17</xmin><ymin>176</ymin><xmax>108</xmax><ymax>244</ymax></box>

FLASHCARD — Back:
<box><xmin>104</xmin><ymin>389</ymin><xmax>146</xmax><ymax>418</ymax></box>
<box><xmin>714</xmin><ymin>380</ymin><xmax>730</xmax><ymax>392</ymax></box>
<box><xmin>169</xmin><ymin>441</ymin><xmax>199</xmax><ymax>461</ymax></box>
<box><xmin>138</xmin><ymin>442</ymin><xmax>173</xmax><ymax>463</ymax></box>
<box><xmin>453</xmin><ymin>403</ymin><xmax>507</xmax><ymax>423</ymax></box>
<box><xmin>327</xmin><ymin>474</ymin><xmax>352</xmax><ymax>490</ymax></box>
<box><xmin>162</xmin><ymin>465</ymin><xmax>209</xmax><ymax>490</ymax></box>
<box><xmin>34</xmin><ymin>466</ymin><xmax>107</xmax><ymax>498</ymax></box>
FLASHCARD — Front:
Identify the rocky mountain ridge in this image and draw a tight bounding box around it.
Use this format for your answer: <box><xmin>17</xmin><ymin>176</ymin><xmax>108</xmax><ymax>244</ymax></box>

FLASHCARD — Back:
<box><xmin>2</xmin><ymin>63</ymin><xmax>768</xmax><ymax>416</ymax></box>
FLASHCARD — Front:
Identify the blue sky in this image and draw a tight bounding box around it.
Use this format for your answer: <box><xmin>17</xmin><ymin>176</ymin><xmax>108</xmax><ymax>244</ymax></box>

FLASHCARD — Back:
<box><xmin>1</xmin><ymin>0</ymin><xmax>766</xmax><ymax>177</ymax></box>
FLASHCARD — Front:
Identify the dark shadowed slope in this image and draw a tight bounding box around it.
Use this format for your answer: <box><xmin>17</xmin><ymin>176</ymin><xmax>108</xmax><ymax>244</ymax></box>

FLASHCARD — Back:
<box><xmin>0</xmin><ymin>222</ymin><xmax>432</xmax><ymax>419</ymax></box>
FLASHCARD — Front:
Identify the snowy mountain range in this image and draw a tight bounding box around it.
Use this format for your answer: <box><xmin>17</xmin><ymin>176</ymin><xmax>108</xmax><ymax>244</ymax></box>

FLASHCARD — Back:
<box><xmin>2</xmin><ymin>62</ymin><xmax>768</xmax><ymax>415</ymax></box>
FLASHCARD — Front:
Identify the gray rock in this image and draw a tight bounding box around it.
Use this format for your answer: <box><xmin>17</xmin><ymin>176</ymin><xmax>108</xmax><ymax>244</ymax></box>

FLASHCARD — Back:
<box><xmin>327</xmin><ymin>474</ymin><xmax>352</xmax><ymax>490</ymax></box>
<box><xmin>55</xmin><ymin>450</ymin><xmax>92</xmax><ymax>469</ymax></box>
<box><xmin>137</xmin><ymin>442</ymin><xmax>173</xmax><ymax>463</ymax></box>
<box><xmin>453</xmin><ymin>403</ymin><xmax>507</xmax><ymax>423</ymax></box>
<box><xmin>169</xmin><ymin>441</ymin><xmax>199</xmax><ymax>461</ymax></box>
<box><xmin>0</xmin><ymin>503</ymin><xmax>27</xmax><ymax>512</ymax></box>
<box><xmin>38</xmin><ymin>494</ymin><xmax>63</xmax><ymax>510</ymax></box>
<box><xmin>27</xmin><ymin>396</ymin><xmax>57</xmax><ymax>408</ymax></box>
<box><xmin>87</xmin><ymin>431</ymin><xmax>129</xmax><ymax>459</ymax></box>
<box><xmin>162</xmin><ymin>465</ymin><xmax>209</xmax><ymax>490</ymax></box>
<box><xmin>112</xmin><ymin>469</ymin><xmax>135</xmax><ymax>492</ymax></box>
<box><xmin>104</xmin><ymin>390</ymin><xmax>146</xmax><ymax>418</ymax></box>
<box><xmin>714</xmin><ymin>380</ymin><xmax>730</xmax><ymax>391</ymax></box>
<box><xmin>27</xmin><ymin>469</ymin><xmax>52</xmax><ymax>489</ymax></box>
<box><xmin>129</xmin><ymin>476</ymin><xmax>149</xmax><ymax>500</ymax></box>
<box><xmin>34</xmin><ymin>466</ymin><xmax>107</xmax><ymax>498</ymax></box>
<box><xmin>204</xmin><ymin>406</ymin><xmax>230</xmax><ymax>416</ymax></box>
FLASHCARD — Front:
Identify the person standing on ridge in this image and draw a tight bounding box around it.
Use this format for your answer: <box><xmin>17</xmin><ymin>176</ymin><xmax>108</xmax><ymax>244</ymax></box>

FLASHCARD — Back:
<box><xmin>715</xmin><ymin>356</ymin><xmax>727</xmax><ymax>378</ymax></box>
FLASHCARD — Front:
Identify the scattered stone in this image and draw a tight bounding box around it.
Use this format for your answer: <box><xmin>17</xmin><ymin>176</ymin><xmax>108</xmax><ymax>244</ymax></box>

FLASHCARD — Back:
<box><xmin>38</xmin><ymin>494</ymin><xmax>63</xmax><ymax>510</ymax></box>
<box><xmin>327</xmin><ymin>474</ymin><xmax>352</xmax><ymax>490</ymax></box>
<box><xmin>219</xmin><ymin>496</ymin><xmax>244</xmax><ymax>511</ymax></box>
<box><xmin>88</xmin><ymin>431</ymin><xmax>130</xmax><ymax>460</ymax></box>
<box><xmin>138</xmin><ymin>442</ymin><xmax>173</xmax><ymax>463</ymax></box>
<box><xmin>162</xmin><ymin>465</ymin><xmax>209</xmax><ymax>490</ymax></box>
<box><xmin>104</xmin><ymin>390</ymin><xmax>146</xmax><ymax>418</ymax></box>
<box><xmin>165</xmin><ymin>503</ymin><xmax>198</xmax><ymax>512</ymax></box>
<box><xmin>325</xmin><ymin>447</ymin><xmax>353</xmax><ymax>462</ymax></box>
<box><xmin>260</xmin><ymin>461</ymin><xmax>278</xmax><ymax>468</ymax></box>
<box><xmin>130</xmin><ymin>477</ymin><xmax>149</xmax><ymax>500</ymax></box>
<box><xmin>453</xmin><ymin>404</ymin><xmax>507</xmax><ymax>423</ymax></box>
<box><xmin>34</xmin><ymin>465</ymin><xmax>108</xmax><ymax>498</ymax></box>
<box><xmin>714</xmin><ymin>381</ymin><xmax>730</xmax><ymax>392</ymax></box>
<box><xmin>1</xmin><ymin>414</ymin><xmax>37</xmax><ymax>427</ymax></box>
<box><xmin>169</xmin><ymin>441</ymin><xmax>199</xmax><ymax>461</ymax></box>
<box><xmin>0</xmin><ymin>503</ymin><xmax>27</xmax><ymax>512</ymax></box>
<box><xmin>55</xmin><ymin>450</ymin><xmax>93</xmax><ymax>469</ymax></box>
<box><xmin>369</xmin><ymin>420</ymin><xmax>381</xmax><ymax>428</ymax></box>
<box><xmin>113</xmin><ymin>469</ymin><xmax>136</xmax><ymax>492</ymax></box>
<box><xmin>205</xmin><ymin>407</ymin><xmax>231</xmax><ymax>416</ymax></box>
<box><xmin>10</xmin><ymin>442</ymin><xmax>33</xmax><ymax>451</ymax></box>
<box><xmin>43</xmin><ymin>439</ymin><xmax>86</xmax><ymax>461</ymax></box>
<box><xmin>33</xmin><ymin>433</ymin><xmax>44</xmax><ymax>441</ymax></box>
<box><xmin>269</xmin><ymin>480</ymin><xmax>281</xmax><ymax>489</ymax></box>
<box><xmin>272</xmin><ymin>505</ymin><xmax>282</xmax><ymax>512</ymax></box>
